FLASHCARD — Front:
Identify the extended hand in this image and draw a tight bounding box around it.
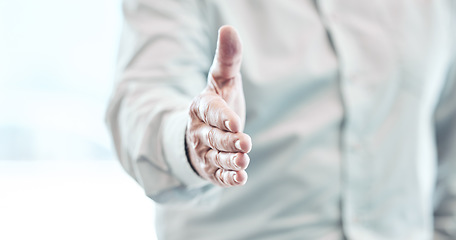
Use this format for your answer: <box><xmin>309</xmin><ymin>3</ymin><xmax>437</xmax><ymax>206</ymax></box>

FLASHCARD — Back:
<box><xmin>186</xmin><ymin>26</ymin><xmax>251</xmax><ymax>187</ymax></box>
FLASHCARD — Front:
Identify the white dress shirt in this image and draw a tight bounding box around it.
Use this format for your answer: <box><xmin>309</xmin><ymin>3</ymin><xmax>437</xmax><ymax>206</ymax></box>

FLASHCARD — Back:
<box><xmin>106</xmin><ymin>1</ymin><xmax>456</xmax><ymax>239</ymax></box>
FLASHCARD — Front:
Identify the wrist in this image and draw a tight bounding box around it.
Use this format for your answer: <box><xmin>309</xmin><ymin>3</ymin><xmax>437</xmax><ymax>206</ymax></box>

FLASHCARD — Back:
<box><xmin>185</xmin><ymin>130</ymin><xmax>200</xmax><ymax>176</ymax></box>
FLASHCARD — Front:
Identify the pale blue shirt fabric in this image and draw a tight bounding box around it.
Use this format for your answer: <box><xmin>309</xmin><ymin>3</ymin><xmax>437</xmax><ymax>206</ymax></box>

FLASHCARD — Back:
<box><xmin>106</xmin><ymin>1</ymin><xmax>456</xmax><ymax>239</ymax></box>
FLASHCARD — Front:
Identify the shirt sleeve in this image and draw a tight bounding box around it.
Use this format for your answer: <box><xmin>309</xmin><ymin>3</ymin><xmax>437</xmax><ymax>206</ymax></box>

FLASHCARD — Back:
<box><xmin>105</xmin><ymin>0</ymin><xmax>216</xmax><ymax>204</ymax></box>
<box><xmin>433</xmin><ymin>55</ymin><xmax>456</xmax><ymax>239</ymax></box>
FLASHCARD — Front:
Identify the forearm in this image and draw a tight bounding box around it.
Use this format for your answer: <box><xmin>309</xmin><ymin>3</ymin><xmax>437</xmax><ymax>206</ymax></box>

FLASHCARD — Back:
<box><xmin>106</xmin><ymin>81</ymin><xmax>210</xmax><ymax>203</ymax></box>
<box><xmin>106</xmin><ymin>0</ymin><xmax>214</xmax><ymax>204</ymax></box>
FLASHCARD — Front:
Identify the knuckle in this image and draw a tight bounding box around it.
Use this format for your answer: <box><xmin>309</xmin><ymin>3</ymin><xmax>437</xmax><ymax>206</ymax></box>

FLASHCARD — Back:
<box><xmin>190</xmin><ymin>95</ymin><xmax>210</xmax><ymax>123</ymax></box>
<box><xmin>202</xmin><ymin>95</ymin><xmax>223</xmax><ymax>125</ymax></box>
<box><xmin>223</xmin><ymin>133</ymin><xmax>235</xmax><ymax>150</ymax></box>
<box><xmin>225</xmin><ymin>171</ymin><xmax>235</xmax><ymax>186</ymax></box>
<box><xmin>230</xmin><ymin>154</ymin><xmax>239</xmax><ymax>169</ymax></box>
<box><xmin>189</xmin><ymin>132</ymin><xmax>200</xmax><ymax>148</ymax></box>
<box><xmin>200</xmin><ymin>104</ymin><xmax>209</xmax><ymax>123</ymax></box>
<box><xmin>215</xmin><ymin>169</ymin><xmax>225</xmax><ymax>185</ymax></box>
<box><xmin>202</xmin><ymin>150</ymin><xmax>211</xmax><ymax>166</ymax></box>
<box><xmin>207</xmin><ymin>127</ymin><xmax>217</xmax><ymax>149</ymax></box>
<box><xmin>202</xmin><ymin>150</ymin><xmax>218</xmax><ymax>174</ymax></box>
<box><xmin>223</xmin><ymin>172</ymin><xmax>230</xmax><ymax>185</ymax></box>
<box><xmin>214</xmin><ymin>151</ymin><xmax>222</xmax><ymax>168</ymax></box>
<box><xmin>189</xmin><ymin>97</ymin><xmax>200</xmax><ymax>117</ymax></box>
<box><xmin>199</xmin><ymin>95</ymin><xmax>213</xmax><ymax>123</ymax></box>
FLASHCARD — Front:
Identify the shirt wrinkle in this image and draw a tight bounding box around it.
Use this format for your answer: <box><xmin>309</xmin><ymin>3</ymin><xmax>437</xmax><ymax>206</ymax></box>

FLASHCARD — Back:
<box><xmin>106</xmin><ymin>1</ymin><xmax>456</xmax><ymax>239</ymax></box>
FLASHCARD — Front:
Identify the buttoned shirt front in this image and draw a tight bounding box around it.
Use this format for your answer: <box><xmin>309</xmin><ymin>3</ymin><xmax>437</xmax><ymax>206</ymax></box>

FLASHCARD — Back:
<box><xmin>106</xmin><ymin>1</ymin><xmax>456</xmax><ymax>239</ymax></box>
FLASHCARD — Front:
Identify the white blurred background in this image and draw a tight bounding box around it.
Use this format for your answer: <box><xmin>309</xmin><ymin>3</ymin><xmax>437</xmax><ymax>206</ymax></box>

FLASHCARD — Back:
<box><xmin>0</xmin><ymin>1</ymin><xmax>156</xmax><ymax>239</ymax></box>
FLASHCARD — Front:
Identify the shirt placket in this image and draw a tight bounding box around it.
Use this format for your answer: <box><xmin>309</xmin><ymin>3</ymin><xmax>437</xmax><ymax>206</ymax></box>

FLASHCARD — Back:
<box><xmin>315</xmin><ymin>0</ymin><xmax>379</xmax><ymax>238</ymax></box>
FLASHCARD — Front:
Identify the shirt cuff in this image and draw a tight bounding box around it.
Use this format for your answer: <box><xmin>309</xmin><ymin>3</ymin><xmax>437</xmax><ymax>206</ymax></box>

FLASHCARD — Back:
<box><xmin>162</xmin><ymin>110</ymin><xmax>210</xmax><ymax>189</ymax></box>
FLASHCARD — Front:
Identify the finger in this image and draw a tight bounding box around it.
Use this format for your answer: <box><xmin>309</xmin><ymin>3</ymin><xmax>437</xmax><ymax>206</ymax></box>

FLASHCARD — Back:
<box><xmin>205</xmin><ymin>150</ymin><xmax>250</xmax><ymax>170</ymax></box>
<box><xmin>210</xmin><ymin>25</ymin><xmax>243</xmax><ymax>82</ymax></box>
<box><xmin>197</xmin><ymin>124</ymin><xmax>252</xmax><ymax>152</ymax></box>
<box><xmin>190</xmin><ymin>94</ymin><xmax>241</xmax><ymax>132</ymax></box>
<box><xmin>214</xmin><ymin>169</ymin><xmax>248</xmax><ymax>187</ymax></box>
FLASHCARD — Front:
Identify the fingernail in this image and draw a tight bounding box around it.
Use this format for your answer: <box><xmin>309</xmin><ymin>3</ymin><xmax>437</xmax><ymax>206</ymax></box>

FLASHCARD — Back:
<box><xmin>233</xmin><ymin>173</ymin><xmax>240</xmax><ymax>183</ymax></box>
<box><xmin>232</xmin><ymin>155</ymin><xmax>239</xmax><ymax>168</ymax></box>
<box><xmin>224</xmin><ymin>120</ymin><xmax>231</xmax><ymax>131</ymax></box>
<box><xmin>235</xmin><ymin>140</ymin><xmax>242</xmax><ymax>151</ymax></box>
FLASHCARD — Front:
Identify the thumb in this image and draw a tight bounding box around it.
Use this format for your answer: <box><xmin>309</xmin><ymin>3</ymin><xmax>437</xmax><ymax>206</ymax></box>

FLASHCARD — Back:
<box><xmin>210</xmin><ymin>25</ymin><xmax>243</xmax><ymax>82</ymax></box>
